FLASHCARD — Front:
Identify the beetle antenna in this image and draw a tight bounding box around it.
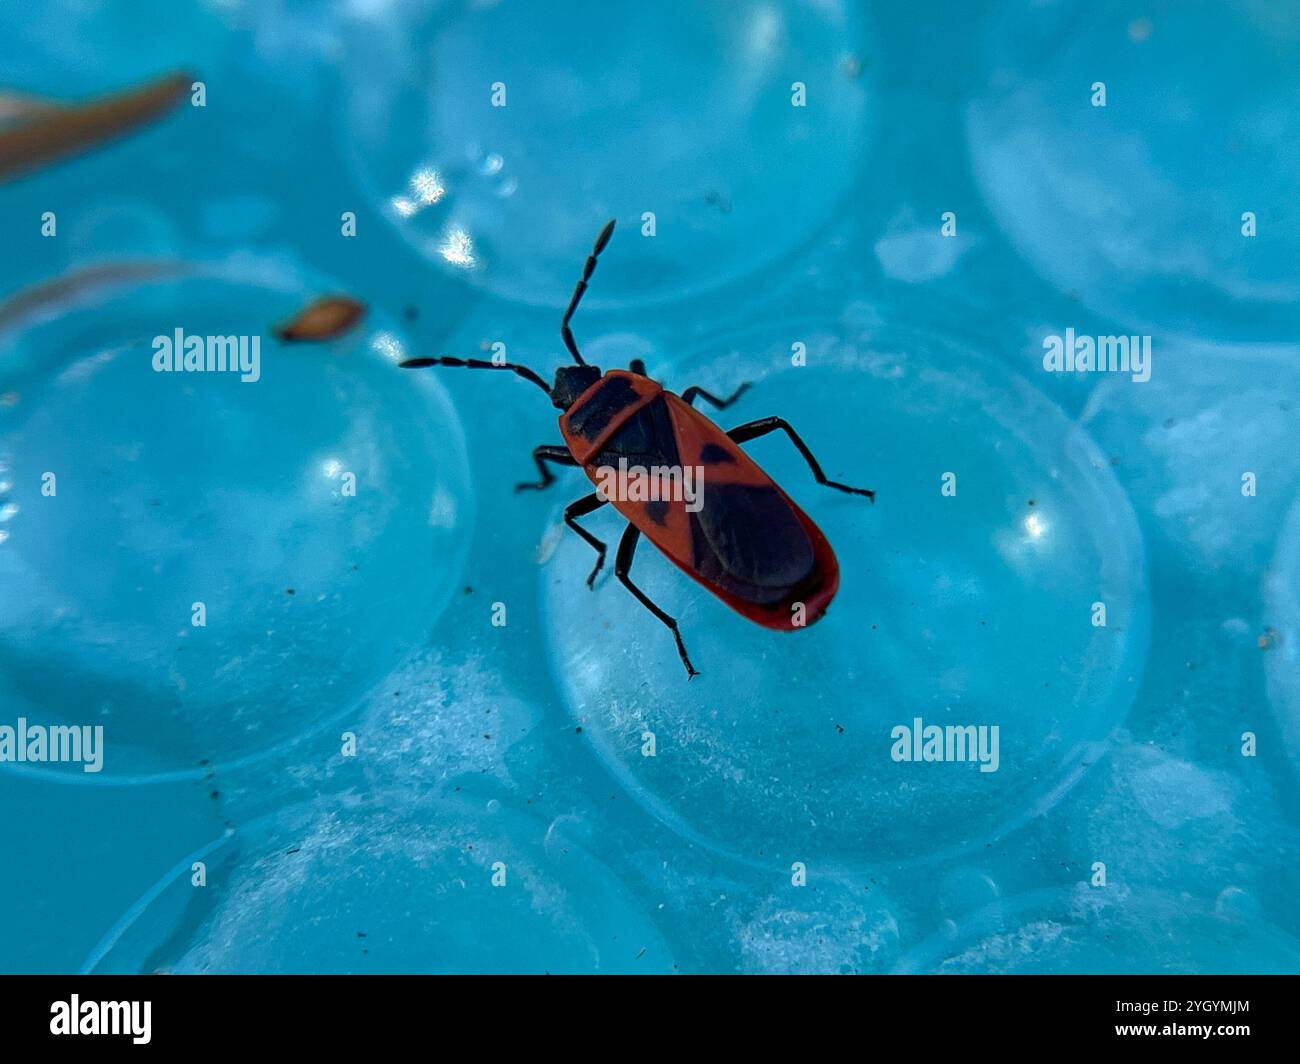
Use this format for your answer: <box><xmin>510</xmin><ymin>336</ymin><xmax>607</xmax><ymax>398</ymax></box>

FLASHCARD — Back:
<box><xmin>560</xmin><ymin>218</ymin><xmax>616</xmax><ymax>366</ymax></box>
<box><xmin>399</xmin><ymin>356</ymin><xmax>551</xmax><ymax>396</ymax></box>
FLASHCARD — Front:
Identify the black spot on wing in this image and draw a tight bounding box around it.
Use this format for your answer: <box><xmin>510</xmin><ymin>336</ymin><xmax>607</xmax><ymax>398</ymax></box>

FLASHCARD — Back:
<box><xmin>699</xmin><ymin>443</ymin><xmax>735</xmax><ymax>464</ymax></box>
<box><xmin>691</xmin><ymin>482</ymin><xmax>815</xmax><ymax>604</ymax></box>
<box><xmin>645</xmin><ymin>500</ymin><xmax>670</xmax><ymax>525</ymax></box>
<box><xmin>567</xmin><ymin>376</ymin><xmax>638</xmax><ymax>440</ymax></box>
<box><xmin>590</xmin><ymin>397</ymin><xmax>681</xmax><ymax>467</ymax></box>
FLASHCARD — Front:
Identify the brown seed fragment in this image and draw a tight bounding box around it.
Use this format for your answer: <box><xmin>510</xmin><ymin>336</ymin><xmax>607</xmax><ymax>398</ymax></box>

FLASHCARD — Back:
<box><xmin>273</xmin><ymin>296</ymin><xmax>367</xmax><ymax>342</ymax></box>
<box><xmin>0</xmin><ymin>72</ymin><xmax>193</xmax><ymax>181</ymax></box>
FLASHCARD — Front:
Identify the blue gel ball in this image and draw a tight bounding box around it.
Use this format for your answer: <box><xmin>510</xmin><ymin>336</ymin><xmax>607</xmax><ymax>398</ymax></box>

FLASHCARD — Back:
<box><xmin>0</xmin><ymin>260</ymin><xmax>471</xmax><ymax>781</ymax></box>
<box><xmin>541</xmin><ymin>321</ymin><xmax>1149</xmax><ymax>867</ymax></box>
<box><xmin>968</xmin><ymin>0</ymin><xmax>1300</xmax><ymax>341</ymax></box>
<box><xmin>730</xmin><ymin>873</ymin><xmax>902</xmax><ymax>974</ymax></box>
<box><xmin>1266</xmin><ymin>494</ymin><xmax>1300</xmax><ymax>776</ymax></box>
<box><xmin>85</xmin><ymin>795</ymin><xmax>674</xmax><ymax>974</ymax></box>
<box><xmin>339</xmin><ymin>0</ymin><xmax>876</xmax><ymax>306</ymax></box>
<box><xmin>895</xmin><ymin>885</ymin><xmax>1300</xmax><ymax>974</ymax></box>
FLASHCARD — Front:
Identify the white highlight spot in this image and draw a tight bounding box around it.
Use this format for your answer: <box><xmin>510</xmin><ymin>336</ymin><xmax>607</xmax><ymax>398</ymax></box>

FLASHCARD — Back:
<box><xmin>439</xmin><ymin>227</ymin><xmax>476</xmax><ymax>267</ymax></box>
<box><xmin>371</xmin><ymin>331</ymin><xmax>405</xmax><ymax>362</ymax></box>
<box><xmin>411</xmin><ymin>168</ymin><xmax>445</xmax><ymax>205</ymax></box>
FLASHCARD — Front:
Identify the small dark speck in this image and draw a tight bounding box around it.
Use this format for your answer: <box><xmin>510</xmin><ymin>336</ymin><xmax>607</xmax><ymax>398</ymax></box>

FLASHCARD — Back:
<box><xmin>835</xmin><ymin>723</ymin><xmax>845</xmax><ymax>734</ymax></box>
<box><xmin>483</xmin><ymin>733</ymin><xmax>492</xmax><ymax>740</ymax></box>
<box><xmin>198</xmin><ymin>759</ymin><xmax>209</xmax><ymax>766</ymax></box>
<box><xmin>404</xmin><ymin>305</ymin><xmax>419</xmax><ymax>322</ymax></box>
<box><xmin>635</xmin><ymin>947</ymin><xmax>646</xmax><ymax>960</ymax></box>
<box><xmin>285</xmin><ymin>847</ymin><xmax>301</xmax><ymax>855</ymax></box>
<box><xmin>209</xmin><ymin>790</ymin><xmax>220</xmax><ymax>800</ymax></box>
<box><xmin>703</xmin><ymin>189</ymin><xmax>732</xmax><ymax>214</ymax></box>
<box><xmin>357</xmin><ymin>931</ymin><xmax>367</xmax><ymax>938</ymax></box>
<box><xmin>463</xmin><ymin>585</ymin><xmax>474</xmax><ymax>595</ymax></box>
<box><xmin>362</xmin><ymin>948</ymin><xmax>369</xmax><ymax>956</ymax></box>
<box><xmin>1027</xmin><ymin>499</ymin><xmax>1035</xmax><ymax>507</ymax></box>
<box><xmin>285</xmin><ymin>588</ymin><xmax>295</xmax><ymax>595</ymax></box>
<box><xmin>148</xmin><ymin>499</ymin><xmax>160</xmax><ymax>507</ymax></box>
<box><xmin>575</xmin><ymin>726</ymin><xmax>583</xmax><ymax>734</ymax></box>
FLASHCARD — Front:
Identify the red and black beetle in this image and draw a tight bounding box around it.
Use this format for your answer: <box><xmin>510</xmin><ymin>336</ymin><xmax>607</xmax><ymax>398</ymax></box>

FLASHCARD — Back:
<box><xmin>401</xmin><ymin>220</ymin><xmax>874</xmax><ymax>676</ymax></box>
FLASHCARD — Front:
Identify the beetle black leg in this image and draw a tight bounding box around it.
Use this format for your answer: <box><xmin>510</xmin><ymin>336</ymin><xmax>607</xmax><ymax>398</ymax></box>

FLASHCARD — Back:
<box><xmin>615</xmin><ymin>524</ymin><xmax>699</xmax><ymax>679</ymax></box>
<box><xmin>682</xmin><ymin>382</ymin><xmax>751</xmax><ymax>410</ymax></box>
<box><xmin>398</xmin><ymin>355</ymin><xmax>551</xmax><ymax>396</ymax></box>
<box><xmin>565</xmin><ymin>492</ymin><xmax>609</xmax><ymax>588</ymax></box>
<box><xmin>629</xmin><ymin>358</ymin><xmax>647</xmax><ymax>375</ymax></box>
<box><xmin>561</xmin><ymin>219</ymin><xmax>616</xmax><ymax>366</ymax></box>
<box><xmin>516</xmin><ymin>445</ymin><xmax>579</xmax><ymax>492</ymax></box>
<box><xmin>728</xmin><ymin>417</ymin><xmax>875</xmax><ymax>500</ymax></box>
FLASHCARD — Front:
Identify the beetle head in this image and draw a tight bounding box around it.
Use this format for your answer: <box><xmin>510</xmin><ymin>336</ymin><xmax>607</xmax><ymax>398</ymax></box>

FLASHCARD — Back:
<box><xmin>550</xmin><ymin>364</ymin><xmax>602</xmax><ymax>410</ymax></box>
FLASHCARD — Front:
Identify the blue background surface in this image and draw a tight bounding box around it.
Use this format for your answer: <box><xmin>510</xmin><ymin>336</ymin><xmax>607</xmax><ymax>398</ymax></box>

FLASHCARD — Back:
<box><xmin>0</xmin><ymin>0</ymin><xmax>1297</xmax><ymax>973</ymax></box>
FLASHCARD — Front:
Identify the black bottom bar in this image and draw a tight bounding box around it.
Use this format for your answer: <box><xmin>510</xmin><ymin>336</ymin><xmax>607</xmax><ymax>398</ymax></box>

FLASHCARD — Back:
<box><xmin>0</xmin><ymin>973</ymin><xmax>1290</xmax><ymax>1051</ymax></box>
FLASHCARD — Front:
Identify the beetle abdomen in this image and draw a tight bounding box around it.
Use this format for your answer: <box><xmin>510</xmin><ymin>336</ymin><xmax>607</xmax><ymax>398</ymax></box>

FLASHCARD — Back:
<box><xmin>691</xmin><ymin>482</ymin><xmax>815</xmax><ymax>602</ymax></box>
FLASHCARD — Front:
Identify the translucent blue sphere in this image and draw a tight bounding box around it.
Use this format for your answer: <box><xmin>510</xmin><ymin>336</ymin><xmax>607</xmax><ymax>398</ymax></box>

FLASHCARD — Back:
<box><xmin>896</xmin><ymin>885</ymin><xmax>1300</xmax><ymax>974</ymax></box>
<box><xmin>339</xmin><ymin>0</ymin><xmax>876</xmax><ymax>306</ymax></box>
<box><xmin>86</xmin><ymin>795</ymin><xmax>674</xmax><ymax>974</ymax></box>
<box><xmin>542</xmin><ymin>322</ymin><xmax>1149</xmax><ymax>866</ymax></box>
<box><xmin>968</xmin><ymin>0</ymin><xmax>1300</xmax><ymax>341</ymax></box>
<box><xmin>0</xmin><ymin>261</ymin><xmax>471</xmax><ymax>781</ymax></box>
<box><xmin>1266</xmin><ymin>494</ymin><xmax>1300</xmax><ymax>775</ymax></box>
